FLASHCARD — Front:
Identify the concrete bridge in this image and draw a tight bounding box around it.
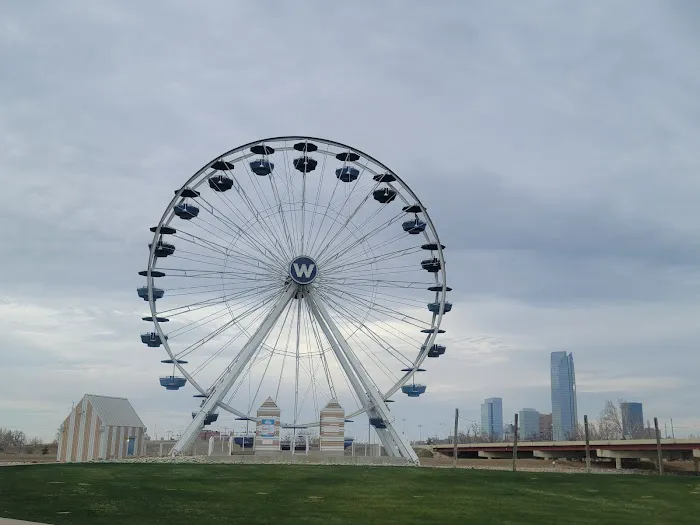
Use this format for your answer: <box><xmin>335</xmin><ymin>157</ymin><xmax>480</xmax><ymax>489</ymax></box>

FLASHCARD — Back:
<box><xmin>432</xmin><ymin>439</ymin><xmax>700</xmax><ymax>470</ymax></box>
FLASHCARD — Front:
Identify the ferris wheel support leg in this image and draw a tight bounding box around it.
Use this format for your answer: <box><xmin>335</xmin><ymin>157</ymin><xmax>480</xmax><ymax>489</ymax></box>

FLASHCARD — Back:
<box><xmin>306</xmin><ymin>293</ymin><xmax>419</xmax><ymax>463</ymax></box>
<box><xmin>170</xmin><ymin>285</ymin><xmax>297</xmax><ymax>456</ymax></box>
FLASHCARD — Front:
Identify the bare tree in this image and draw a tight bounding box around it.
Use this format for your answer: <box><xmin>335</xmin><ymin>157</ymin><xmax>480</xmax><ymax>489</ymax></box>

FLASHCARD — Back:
<box><xmin>598</xmin><ymin>400</ymin><xmax>624</xmax><ymax>439</ymax></box>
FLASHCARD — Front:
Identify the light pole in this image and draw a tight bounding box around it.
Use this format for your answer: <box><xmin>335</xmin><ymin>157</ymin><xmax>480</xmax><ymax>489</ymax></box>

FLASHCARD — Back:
<box><xmin>418</xmin><ymin>424</ymin><xmax>422</xmax><ymax>442</ymax></box>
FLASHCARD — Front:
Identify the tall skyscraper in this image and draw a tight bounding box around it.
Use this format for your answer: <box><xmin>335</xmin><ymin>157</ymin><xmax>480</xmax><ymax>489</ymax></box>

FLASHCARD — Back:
<box><xmin>550</xmin><ymin>351</ymin><xmax>578</xmax><ymax>441</ymax></box>
<box><xmin>621</xmin><ymin>402</ymin><xmax>644</xmax><ymax>439</ymax></box>
<box><xmin>481</xmin><ymin>397</ymin><xmax>503</xmax><ymax>441</ymax></box>
<box><xmin>518</xmin><ymin>408</ymin><xmax>540</xmax><ymax>440</ymax></box>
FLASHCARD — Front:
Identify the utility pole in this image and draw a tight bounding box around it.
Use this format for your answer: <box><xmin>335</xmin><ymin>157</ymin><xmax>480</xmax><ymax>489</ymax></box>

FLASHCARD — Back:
<box><xmin>453</xmin><ymin>408</ymin><xmax>459</xmax><ymax>468</ymax></box>
<box><xmin>512</xmin><ymin>413</ymin><xmax>519</xmax><ymax>472</ymax></box>
<box><xmin>654</xmin><ymin>417</ymin><xmax>664</xmax><ymax>475</ymax></box>
<box><xmin>670</xmin><ymin>418</ymin><xmax>675</xmax><ymax>439</ymax></box>
<box><xmin>584</xmin><ymin>415</ymin><xmax>591</xmax><ymax>472</ymax></box>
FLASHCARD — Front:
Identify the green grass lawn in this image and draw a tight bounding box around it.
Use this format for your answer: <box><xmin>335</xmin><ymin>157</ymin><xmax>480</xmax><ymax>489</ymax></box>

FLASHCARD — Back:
<box><xmin>1</xmin><ymin>464</ymin><xmax>699</xmax><ymax>525</ymax></box>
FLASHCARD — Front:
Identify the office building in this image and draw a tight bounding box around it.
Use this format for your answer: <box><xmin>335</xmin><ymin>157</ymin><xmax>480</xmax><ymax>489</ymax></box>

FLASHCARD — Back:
<box><xmin>621</xmin><ymin>402</ymin><xmax>644</xmax><ymax>439</ymax></box>
<box><xmin>539</xmin><ymin>413</ymin><xmax>553</xmax><ymax>440</ymax></box>
<box><xmin>518</xmin><ymin>408</ymin><xmax>540</xmax><ymax>440</ymax></box>
<box><xmin>481</xmin><ymin>397</ymin><xmax>503</xmax><ymax>441</ymax></box>
<box><xmin>550</xmin><ymin>351</ymin><xmax>578</xmax><ymax>441</ymax></box>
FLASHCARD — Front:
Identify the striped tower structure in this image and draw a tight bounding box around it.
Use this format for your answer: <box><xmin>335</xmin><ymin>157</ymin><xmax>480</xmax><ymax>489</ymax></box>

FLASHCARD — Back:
<box><xmin>255</xmin><ymin>397</ymin><xmax>281</xmax><ymax>454</ymax></box>
<box><xmin>56</xmin><ymin>394</ymin><xmax>146</xmax><ymax>462</ymax></box>
<box><xmin>319</xmin><ymin>399</ymin><xmax>345</xmax><ymax>455</ymax></box>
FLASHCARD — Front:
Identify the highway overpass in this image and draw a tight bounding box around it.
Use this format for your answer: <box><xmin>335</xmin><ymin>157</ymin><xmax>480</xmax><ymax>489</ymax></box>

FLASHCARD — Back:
<box><xmin>432</xmin><ymin>439</ymin><xmax>700</xmax><ymax>470</ymax></box>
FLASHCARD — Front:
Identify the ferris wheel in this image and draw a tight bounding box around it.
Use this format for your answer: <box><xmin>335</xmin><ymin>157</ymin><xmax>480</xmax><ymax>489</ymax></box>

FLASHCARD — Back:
<box><xmin>137</xmin><ymin>136</ymin><xmax>451</xmax><ymax>461</ymax></box>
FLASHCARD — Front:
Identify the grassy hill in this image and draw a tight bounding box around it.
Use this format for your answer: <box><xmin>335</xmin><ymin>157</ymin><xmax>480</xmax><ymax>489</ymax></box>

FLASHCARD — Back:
<box><xmin>1</xmin><ymin>463</ymin><xmax>699</xmax><ymax>524</ymax></box>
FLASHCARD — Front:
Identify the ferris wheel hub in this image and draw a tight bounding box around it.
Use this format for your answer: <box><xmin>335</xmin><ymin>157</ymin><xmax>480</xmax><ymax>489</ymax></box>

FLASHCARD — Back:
<box><xmin>288</xmin><ymin>255</ymin><xmax>319</xmax><ymax>285</ymax></box>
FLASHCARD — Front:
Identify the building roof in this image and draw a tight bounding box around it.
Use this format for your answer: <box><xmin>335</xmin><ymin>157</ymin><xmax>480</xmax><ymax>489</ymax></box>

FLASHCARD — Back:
<box><xmin>83</xmin><ymin>394</ymin><xmax>146</xmax><ymax>428</ymax></box>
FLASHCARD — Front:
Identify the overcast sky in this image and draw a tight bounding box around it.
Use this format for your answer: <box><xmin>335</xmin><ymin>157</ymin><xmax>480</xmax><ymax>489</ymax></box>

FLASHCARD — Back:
<box><xmin>1</xmin><ymin>0</ymin><xmax>699</xmax><ymax>442</ymax></box>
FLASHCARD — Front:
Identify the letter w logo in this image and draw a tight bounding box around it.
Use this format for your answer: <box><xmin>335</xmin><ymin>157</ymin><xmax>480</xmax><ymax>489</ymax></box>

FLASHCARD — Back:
<box><xmin>292</xmin><ymin>263</ymin><xmax>315</xmax><ymax>279</ymax></box>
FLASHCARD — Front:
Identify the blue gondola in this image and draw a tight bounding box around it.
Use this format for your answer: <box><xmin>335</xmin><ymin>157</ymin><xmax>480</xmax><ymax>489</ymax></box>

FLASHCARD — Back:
<box><xmin>402</xmin><ymin>218</ymin><xmax>426</xmax><ymax>234</ymax></box>
<box><xmin>336</xmin><ymin>166</ymin><xmax>359</xmax><ymax>182</ymax></box>
<box><xmin>150</xmin><ymin>225</ymin><xmax>177</xmax><ymax>235</ymax></box>
<box><xmin>401</xmin><ymin>384</ymin><xmax>427</xmax><ymax>397</ymax></box>
<box><xmin>428</xmin><ymin>284</ymin><xmax>452</xmax><ymax>292</ymax></box>
<box><xmin>211</xmin><ymin>160</ymin><xmax>235</xmax><ymax>171</ymax></box>
<box><xmin>149</xmin><ymin>241</ymin><xmax>175</xmax><ymax>257</ymax></box>
<box><xmin>373</xmin><ymin>188</ymin><xmax>397</xmax><ymax>203</ymax></box>
<box><xmin>344</xmin><ymin>437</ymin><xmax>354</xmax><ymax>449</ymax></box>
<box><xmin>137</xmin><ymin>286</ymin><xmax>164</xmax><ymax>301</ymax></box>
<box><xmin>421</xmin><ymin>258</ymin><xmax>441</xmax><ymax>272</ymax></box>
<box><xmin>251</xmin><ymin>145</ymin><xmax>275</xmax><ymax>155</ymax></box>
<box><xmin>428</xmin><ymin>301</ymin><xmax>453</xmax><ymax>314</ymax></box>
<box><xmin>293</xmin><ymin>156</ymin><xmax>318</xmax><ymax>173</ymax></box>
<box><xmin>161</xmin><ymin>359</ymin><xmax>187</xmax><ymax>364</ymax></box>
<box><xmin>421</xmin><ymin>243</ymin><xmax>445</xmax><ymax>251</ymax></box>
<box><xmin>141</xmin><ymin>332</ymin><xmax>167</xmax><ymax>347</ymax></box>
<box><xmin>369</xmin><ymin>417</ymin><xmax>386</xmax><ymax>429</ymax></box>
<box><xmin>425</xmin><ymin>344</ymin><xmax>447</xmax><ymax>358</ymax></box>
<box><xmin>160</xmin><ymin>376</ymin><xmax>186</xmax><ymax>390</ymax></box>
<box><xmin>175</xmin><ymin>188</ymin><xmax>200</xmax><ymax>198</ymax></box>
<box><xmin>421</xmin><ymin>328</ymin><xmax>446</xmax><ymax>334</ymax></box>
<box><xmin>174</xmin><ymin>203</ymin><xmax>200</xmax><ymax>220</ymax></box>
<box><xmin>294</xmin><ymin>141</ymin><xmax>318</xmax><ymax>152</ymax></box>
<box><xmin>142</xmin><ymin>316</ymin><xmax>169</xmax><ymax>322</ymax></box>
<box><xmin>208</xmin><ymin>174</ymin><xmax>233</xmax><ymax>192</ymax></box>
<box><xmin>192</xmin><ymin>412</ymin><xmax>219</xmax><ymax>426</ymax></box>
<box><xmin>250</xmin><ymin>159</ymin><xmax>274</xmax><ymax>176</ymax></box>
<box><xmin>373</xmin><ymin>173</ymin><xmax>396</xmax><ymax>183</ymax></box>
<box><xmin>138</xmin><ymin>270</ymin><xmax>166</xmax><ymax>278</ymax></box>
<box><xmin>336</xmin><ymin>152</ymin><xmax>360</xmax><ymax>162</ymax></box>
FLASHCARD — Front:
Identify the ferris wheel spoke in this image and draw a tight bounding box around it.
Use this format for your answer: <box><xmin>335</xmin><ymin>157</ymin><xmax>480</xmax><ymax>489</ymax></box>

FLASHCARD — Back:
<box><xmin>193</xmin><ymin>209</ymin><xmax>288</xmax><ymax>270</ymax></box>
<box><xmin>305</xmin><ymin>151</ymin><xmax>329</xmax><ymax>253</ymax></box>
<box><xmin>194</xmin><ymin>190</ymin><xmax>284</xmax><ymax>260</ymax></box>
<box><xmin>166</xmin><ymin>285</ymin><xmax>280</xmax><ymax>339</ymax></box>
<box><xmin>315</xmin><ymin>288</ymin><xmax>417</xmax><ymax>366</ymax></box>
<box><xmin>320</xmin><ymin>229</ymin><xmax>419</xmax><ymax>272</ymax></box>
<box><xmin>156</xmin><ymin>282</ymin><xmax>280</xmax><ymax>319</ymax></box>
<box><xmin>245</xmin><ymin>299</ymin><xmax>295</xmax><ymax>414</ymax></box>
<box><xmin>316</xmin><ymin>289</ymin><xmax>425</xmax><ymax>357</ymax></box>
<box><xmin>173</xmin><ymin>227</ymin><xmax>283</xmax><ymax>275</ymax></box>
<box><xmin>322</xmin><ymin>245</ymin><xmax>423</xmax><ymax>275</ymax></box>
<box><xmin>317</xmin><ymin>210</ymin><xmax>406</xmax><ymax>267</ymax></box>
<box><xmin>239</xmin><ymin>153</ymin><xmax>297</xmax><ymax>260</ymax></box>
<box><xmin>318</xmin><ymin>283</ymin><xmax>429</xmax><ymax>329</ymax></box>
<box><xmin>304</xmin><ymin>299</ymin><xmax>336</xmax><ymax>399</ymax></box>
<box><xmin>306</xmin><ymin>292</ymin><xmax>417</xmax><ymax>460</ymax></box>
<box><xmin>201</xmin><ymin>183</ymin><xmax>292</xmax><ymax>266</ymax></box>
<box><xmin>171</xmin><ymin>284</ymin><xmax>297</xmax><ymax>455</ymax></box>
<box><xmin>173</xmin><ymin>289</ymin><xmax>285</xmax><ymax>360</ymax></box>
<box><xmin>312</xmin><ymin>172</ymin><xmax>380</xmax><ymax>261</ymax></box>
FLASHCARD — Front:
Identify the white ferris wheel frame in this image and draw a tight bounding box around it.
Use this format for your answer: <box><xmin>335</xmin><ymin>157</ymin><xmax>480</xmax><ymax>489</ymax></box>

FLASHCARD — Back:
<box><xmin>144</xmin><ymin>136</ymin><xmax>448</xmax><ymax>462</ymax></box>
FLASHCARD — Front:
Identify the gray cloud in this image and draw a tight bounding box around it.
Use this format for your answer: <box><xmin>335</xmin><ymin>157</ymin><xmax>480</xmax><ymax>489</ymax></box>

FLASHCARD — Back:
<box><xmin>1</xmin><ymin>0</ymin><xmax>699</xmax><ymax>441</ymax></box>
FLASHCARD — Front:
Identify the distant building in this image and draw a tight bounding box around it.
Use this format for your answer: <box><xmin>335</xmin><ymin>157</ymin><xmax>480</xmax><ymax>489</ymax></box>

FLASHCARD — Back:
<box><xmin>481</xmin><ymin>397</ymin><xmax>503</xmax><ymax>441</ymax></box>
<box><xmin>550</xmin><ymin>352</ymin><xmax>578</xmax><ymax>440</ymax></box>
<box><xmin>621</xmin><ymin>402</ymin><xmax>644</xmax><ymax>439</ymax></box>
<box><xmin>539</xmin><ymin>413</ymin><xmax>553</xmax><ymax>440</ymax></box>
<box><xmin>198</xmin><ymin>430</ymin><xmax>221</xmax><ymax>441</ymax></box>
<box><xmin>519</xmin><ymin>409</ymin><xmax>540</xmax><ymax>440</ymax></box>
<box><xmin>57</xmin><ymin>394</ymin><xmax>146</xmax><ymax>463</ymax></box>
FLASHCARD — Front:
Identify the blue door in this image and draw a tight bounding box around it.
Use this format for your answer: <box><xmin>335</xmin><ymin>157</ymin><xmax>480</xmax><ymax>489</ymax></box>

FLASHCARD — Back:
<box><xmin>127</xmin><ymin>437</ymin><xmax>136</xmax><ymax>456</ymax></box>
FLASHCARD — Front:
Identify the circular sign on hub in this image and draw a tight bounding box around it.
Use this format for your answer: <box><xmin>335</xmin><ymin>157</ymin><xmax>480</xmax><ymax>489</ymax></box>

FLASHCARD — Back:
<box><xmin>289</xmin><ymin>256</ymin><xmax>318</xmax><ymax>285</ymax></box>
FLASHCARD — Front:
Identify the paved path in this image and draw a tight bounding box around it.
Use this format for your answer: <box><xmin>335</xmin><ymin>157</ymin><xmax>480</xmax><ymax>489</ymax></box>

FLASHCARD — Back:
<box><xmin>0</xmin><ymin>519</ymin><xmax>51</xmax><ymax>524</ymax></box>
